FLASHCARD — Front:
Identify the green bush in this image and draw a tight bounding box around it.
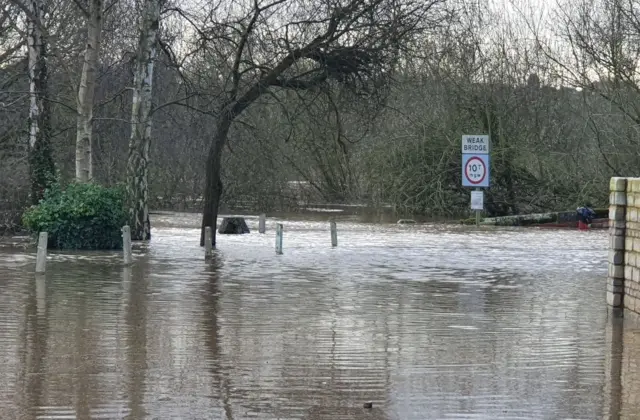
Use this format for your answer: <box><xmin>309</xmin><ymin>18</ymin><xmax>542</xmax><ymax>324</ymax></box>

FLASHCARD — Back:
<box><xmin>22</xmin><ymin>182</ymin><xmax>127</xmax><ymax>250</ymax></box>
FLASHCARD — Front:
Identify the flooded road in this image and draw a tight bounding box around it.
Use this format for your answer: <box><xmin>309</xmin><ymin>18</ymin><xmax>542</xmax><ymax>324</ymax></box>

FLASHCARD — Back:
<box><xmin>0</xmin><ymin>212</ymin><xmax>633</xmax><ymax>419</ymax></box>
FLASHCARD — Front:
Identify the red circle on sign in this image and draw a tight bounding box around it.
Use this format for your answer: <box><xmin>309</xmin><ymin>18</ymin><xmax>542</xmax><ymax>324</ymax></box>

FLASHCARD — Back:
<box><xmin>465</xmin><ymin>156</ymin><xmax>486</xmax><ymax>185</ymax></box>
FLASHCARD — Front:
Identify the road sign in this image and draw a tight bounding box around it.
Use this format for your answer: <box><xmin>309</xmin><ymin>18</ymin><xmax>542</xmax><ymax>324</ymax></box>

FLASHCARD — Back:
<box><xmin>471</xmin><ymin>190</ymin><xmax>484</xmax><ymax>210</ymax></box>
<box><xmin>462</xmin><ymin>135</ymin><xmax>490</xmax><ymax>154</ymax></box>
<box><xmin>462</xmin><ymin>154</ymin><xmax>490</xmax><ymax>188</ymax></box>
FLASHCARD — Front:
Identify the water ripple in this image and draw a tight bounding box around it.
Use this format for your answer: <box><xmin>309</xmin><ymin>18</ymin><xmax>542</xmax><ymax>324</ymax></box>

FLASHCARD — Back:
<box><xmin>0</xmin><ymin>214</ymin><xmax>629</xmax><ymax>419</ymax></box>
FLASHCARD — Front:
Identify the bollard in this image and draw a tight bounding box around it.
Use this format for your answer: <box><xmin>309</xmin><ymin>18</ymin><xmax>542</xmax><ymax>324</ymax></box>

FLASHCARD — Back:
<box><xmin>35</xmin><ymin>274</ymin><xmax>46</xmax><ymax>316</ymax></box>
<box><xmin>330</xmin><ymin>221</ymin><xmax>338</xmax><ymax>247</ymax></box>
<box><xmin>122</xmin><ymin>226</ymin><xmax>132</xmax><ymax>265</ymax></box>
<box><xmin>259</xmin><ymin>214</ymin><xmax>266</xmax><ymax>234</ymax></box>
<box><xmin>204</xmin><ymin>226</ymin><xmax>213</xmax><ymax>259</ymax></box>
<box><xmin>122</xmin><ymin>266</ymin><xmax>132</xmax><ymax>290</ymax></box>
<box><xmin>35</xmin><ymin>232</ymin><xmax>48</xmax><ymax>273</ymax></box>
<box><xmin>275</xmin><ymin>223</ymin><xmax>283</xmax><ymax>255</ymax></box>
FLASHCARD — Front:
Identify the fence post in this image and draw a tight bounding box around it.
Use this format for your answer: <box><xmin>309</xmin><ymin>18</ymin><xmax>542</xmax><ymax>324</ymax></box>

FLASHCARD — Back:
<box><xmin>259</xmin><ymin>214</ymin><xmax>266</xmax><ymax>234</ymax></box>
<box><xmin>205</xmin><ymin>226</ymin><xmax>213</xmax><ymax>259</ymax></box>
<box><xmin>122</xmin><ymin>226</ymin><xmax>132</xmax><ymax>266</ymax></box>
<box><xmin>330</xmin><ymin>221</ymin><xmax>338</xmax><ymax>247</ymax></box>
<box><xmin>35</xmin><ymin>232</ymin><xmax>48</xmax><ymax>273</ymax></box>
<box><xmin>275</xmin><ymin>223</ymin><xmax>283</xmax><ymax>255</ymax></box>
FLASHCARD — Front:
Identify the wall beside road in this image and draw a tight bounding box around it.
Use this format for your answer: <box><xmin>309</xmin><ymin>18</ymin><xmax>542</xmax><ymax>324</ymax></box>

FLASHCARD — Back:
<box><xmin>607</xmin><ymin>177</ymin><xmax>640</xmax><ymax>311</ymax></box>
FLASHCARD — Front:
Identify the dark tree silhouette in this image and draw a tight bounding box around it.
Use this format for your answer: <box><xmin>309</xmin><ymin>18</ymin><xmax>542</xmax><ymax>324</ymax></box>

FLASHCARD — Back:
<box><xmin>169</xmin><ymin>0</ymin><xmax>450</xmax><ymax>247</ymax></box>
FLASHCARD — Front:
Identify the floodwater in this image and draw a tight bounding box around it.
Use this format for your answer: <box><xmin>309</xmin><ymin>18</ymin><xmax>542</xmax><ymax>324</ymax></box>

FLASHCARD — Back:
<box><xmin>0</xmin><ymin>212</ymin><xmax>635</xmax><ymax>419</ymax></box>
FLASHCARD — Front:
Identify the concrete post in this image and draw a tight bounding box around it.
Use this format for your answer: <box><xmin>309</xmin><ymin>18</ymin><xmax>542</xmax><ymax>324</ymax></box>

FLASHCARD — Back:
<box><xmin>204</xmin><ymin>226</ymin><xmax>213</xmax><ymax>259</ymax></box>
<box><xmin>35</xmin><ymin>232</ymin><xmax>48</xmax><ymax>273</ymax></box>
<box><xmin>259</xmin><ymin>214</ymin><xmax>266</xmax><ymax>234</ymax></box>
<box><xmin>122</xmin><ymin>226</ymin><xmax>133</xmax><ymax>266</ymax></box>
<box><xmin>275</xmin><ymin>223</ymin><xmax>283</xmax><ymax>255</ymax></box>
<box><xmin>35</xmin><ymin>274</ymin><xmax>46</xmax><ymax>316</ymax></box>
<box><xmin>330</xmin><ymin>221</ymin><xmax>338</xmax><ymax>247</ymax></box>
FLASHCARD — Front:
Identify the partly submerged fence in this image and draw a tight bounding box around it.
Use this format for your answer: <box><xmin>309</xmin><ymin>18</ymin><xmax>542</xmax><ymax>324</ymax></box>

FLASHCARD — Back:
<box><xmin>33</xmin><ymin>217</ymin><xmax>340</xmax><ymax>272</ymax></box>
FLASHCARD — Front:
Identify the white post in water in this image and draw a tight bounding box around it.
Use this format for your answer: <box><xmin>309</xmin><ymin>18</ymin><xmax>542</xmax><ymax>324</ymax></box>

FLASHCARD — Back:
<box><xmin>204</xmin><ymin>226</ymin><xmax>213</xmax><ymax>259</ymax></box>
<box><xmin>35</xmin><ymin>273</ymin><xmax>46</xmax><ymax>316</ymax></box>
<box><xmin>275</xmin><ymin>223</ymin><xmax>283</xmax><ymax>255</ymax></box>
<box><xmin>35</xmin><ymin>232</ymin><xmax>48</xmax><ymax>273</ymax></box>
<box><xmin>122</xmin><ymin>226</ymin><xmax>132</xmax><ymax>265</ymax></box>
<box><xmin>330</xmin><ymin>221</ymin><xmax>338</xmax><ymax>247</ymax></box>
<box><xmin>259</xmin><ymin>214</ymin><xmax>266</xmax><ymax>234</ymax></box>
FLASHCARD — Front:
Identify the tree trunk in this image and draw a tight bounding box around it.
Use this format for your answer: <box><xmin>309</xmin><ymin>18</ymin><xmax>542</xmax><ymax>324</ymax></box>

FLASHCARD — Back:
<box><xmin>126</xmin><ymin>0</ymin><xmax>161</xmax><ymax>241</ymax></box>
<box><xmin>27</xmin><ymin>0</ymin><xmax>55</xmax><ymax>203</ymax></box>
<box><xmin>75</xmin><ymin>0</ymin><xmax>103</xmax><ymax>183</ymax></box>
<box><xmin>200</xmin><ymin>120</ymin><xmax>231</xmax><ymax>247</ymax></box>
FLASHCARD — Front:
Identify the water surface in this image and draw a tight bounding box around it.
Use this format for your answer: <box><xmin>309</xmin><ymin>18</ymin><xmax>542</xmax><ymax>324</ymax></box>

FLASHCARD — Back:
<box><xmin>0</xmin><ymin>213</ymin><xmax>634</xmax><ymax>419</ymax></box>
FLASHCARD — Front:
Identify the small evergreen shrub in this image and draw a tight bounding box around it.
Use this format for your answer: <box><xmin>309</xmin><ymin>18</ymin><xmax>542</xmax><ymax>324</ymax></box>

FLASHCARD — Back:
<box><xmin>22</xmin><ymin>182</ymin><xmax>127</xmax><ymax>250</ymax></box>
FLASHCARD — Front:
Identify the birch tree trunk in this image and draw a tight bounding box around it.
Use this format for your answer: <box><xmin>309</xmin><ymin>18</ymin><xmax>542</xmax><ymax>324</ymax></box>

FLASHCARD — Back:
<box><xmin>75</xmin><ymin>0</ymin><xmax>103</xmax><ymax>183</ymax></box>
<box><xmin>126</xmin><ymin>0</ymin><xmax>161</xmax><ymax>240</ymax></box>
<box><xmin>27</xmin><ymin>0</ymin><xmax>55</xmax><ymax>203</ymax></box>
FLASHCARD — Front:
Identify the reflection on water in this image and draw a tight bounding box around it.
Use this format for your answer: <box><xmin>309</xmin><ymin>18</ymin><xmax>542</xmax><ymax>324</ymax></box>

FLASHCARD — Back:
<box><xmin>0</xmin><ymin>212</ymin><xmax>630</xmax><ymax>419</ymax></box>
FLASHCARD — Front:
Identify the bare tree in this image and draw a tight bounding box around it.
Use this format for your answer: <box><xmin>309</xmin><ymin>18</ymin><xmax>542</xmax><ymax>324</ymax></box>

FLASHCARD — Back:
<box><xmin>126</xmin><ymin>0</ymin><xmax>162</xmax><ymax>240</ymax></box>
<box><xmin>173</xmin><ymin>0</ymin><xmax>449</xmax><ymax>247</ymax></box>
<box><xmin>6</xmin><ymin>0</ymin><xmax>56</xmax><ymax>202</ymax></box>
<box><xmin>1</xmin><ymin>2</ymin><xmax>29</xmax><ymax>230</ymax></box>
<box><xmin>27</xmin><ymin>0</ymin><xmax>55</xmax><ymax>202</ymax></box>
<box><xmin>75</xmin><ymin>0</ymin><xmax>105</xmax><ymax>182</ymax></box>
<box><xmin>7</xmin><ymin>0</ymin><xmax>627</xmax><ymax>233</ymax></box>
<box><xmin>1</xmin><ymin>2</ymin><xmax>24</xmax><ymax>65</ymax></box>
<box><xmin>532</xmin><ymin>0</ymin><xmax>640</xmax><ymax>176</ymax></box>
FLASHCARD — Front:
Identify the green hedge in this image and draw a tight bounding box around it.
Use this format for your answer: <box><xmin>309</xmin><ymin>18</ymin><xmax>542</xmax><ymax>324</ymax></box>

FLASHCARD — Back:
<box><xmin>22</xmin><ymin>182</ymin><xmax>127</xmax><ymax>250</ymax></box>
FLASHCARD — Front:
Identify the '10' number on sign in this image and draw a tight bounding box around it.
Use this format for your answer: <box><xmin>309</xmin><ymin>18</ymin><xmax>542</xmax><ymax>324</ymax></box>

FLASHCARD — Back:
<box><xmin>466</xmin><ymin>159</ymin><xmax>485</xmax><ymax>182</ymax></box>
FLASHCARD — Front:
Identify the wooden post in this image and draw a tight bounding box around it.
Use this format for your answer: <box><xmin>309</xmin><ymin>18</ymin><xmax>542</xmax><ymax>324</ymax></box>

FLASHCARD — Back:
<box><xmin>35</xmin><ymin>232</ymin><xmax>48</xmax><ymax>273</ymax></box>
<box><xmin>204</xmin><ymin>226</ymin><xmax>213</xmax><ymax>259</ymax></box>
<box><xmin>330</xmin><ymin>221</ymin><xmax>338</xmax><ymax>247</ymax></box>
<box><xmin>275</xmin><ymin>223</ymin><xmax>283</xmax><ymax>255</ymax></box>
<box><xmin>122</xmin><ymin>225</ymin><xmax>132</xmax><ymax>265</ymax></box>
<box><xmin>259</xmin><ymin>214</ymin><xmax>266</xmax><ymax>234</ymax></box>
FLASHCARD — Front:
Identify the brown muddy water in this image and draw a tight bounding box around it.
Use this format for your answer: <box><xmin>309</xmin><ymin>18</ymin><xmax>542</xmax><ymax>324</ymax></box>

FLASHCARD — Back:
<box><xmin>0</xmin><ymin>212</ymin><xmax>636</xmax><ymax>419</ymax></box>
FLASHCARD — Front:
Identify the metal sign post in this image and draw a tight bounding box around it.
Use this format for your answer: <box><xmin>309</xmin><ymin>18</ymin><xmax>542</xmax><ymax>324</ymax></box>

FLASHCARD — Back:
<box><xmin>471</xmin><ymin>190</ymin><xmax>484</xmax><ymax>227</ymax></box>
<box><xmin>462</xmin><ymin>135</ymin><xmax>490</xmax><ymax>225</ymax></box>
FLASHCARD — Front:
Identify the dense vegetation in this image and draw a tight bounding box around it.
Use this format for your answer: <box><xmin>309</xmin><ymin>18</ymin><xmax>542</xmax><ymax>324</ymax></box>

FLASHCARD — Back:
<box><xmin>22</xmin><ymin>183</ymin><xmax>127</xmax><ymax>249</ymax></box>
